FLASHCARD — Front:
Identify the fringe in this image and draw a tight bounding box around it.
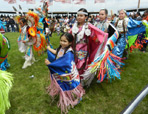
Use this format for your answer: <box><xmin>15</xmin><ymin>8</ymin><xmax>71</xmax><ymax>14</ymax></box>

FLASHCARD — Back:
<box><xmin>0</xmin><ymin>70</ymin><xmax>13</xmax><ymax>114</ymax></box>
<box><xmin>47</xmin><ymin>75</ymin><xmax>85</xmax><ymax>114</ymax></box>
<box><xmin>80</xmin><ymin>67</ymin><xmax>96</xmax><ymax>87</ymax></box>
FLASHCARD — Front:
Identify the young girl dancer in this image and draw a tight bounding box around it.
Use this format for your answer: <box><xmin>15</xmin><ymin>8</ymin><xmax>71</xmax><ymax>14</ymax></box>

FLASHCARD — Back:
<box><xmin>112</xmin><ymin>9</ymin><xmax>129</xmax><ymax>58</ymax></box>
<box><xmin>70</xmin><ymin>8</ymin><xmax>108</xmax><ymax>86</ymax></box>
<box><xmin>45</xmin><ymin>32</ymin><xmax>85</xmax><ymax>113</ymax></box>
<box><xmin>94</xmin><ymin>9</ymin><xmax>116</xmax><ymax>37</ymax></box>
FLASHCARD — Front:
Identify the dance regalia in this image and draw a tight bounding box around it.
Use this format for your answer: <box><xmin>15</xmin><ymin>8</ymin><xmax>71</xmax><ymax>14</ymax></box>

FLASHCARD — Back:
<box><xmin>36</xmin><ymin>1</ymin><xmax>52</xmax><ymax>48</ymax></box>
<box><xmin>129</xmin><ymin>19</ymin><xmax>148</xmax><ymax>51</ymax></box>
<box><xmin>71</xmin><ymin>22</ymin><xmax>123</xmax><ymax>86</ymax></box>
<box><xmin>122</xmin><ymin>18</ymin><xmax>146</xmax><ymax>52</ymax></box>
<box><xmin>0</xmin><ymin>20</ymin><xmax>5</xmax><ymax>34</ymax></box>
<box><xmin>70</xmin><ymin>22</ymin><xmax>108</xmax><ymax>86</ymax></box>
<box><xmin>89</xmin><ymin>31</ymin><xmax>123</xmax><ymax>83</ymax></box>
<box><xmin>18</xmin><ymin>25</ymin><xmax>35</xmax><ymax>68</ymax></box>
<box><xmin>37</xmin><ymin>17</ymin><xmax>51</xmax><ymax>46</ymax></box>
<box><xmin>94</xmin><ymin>20</ymin><xmax>109</xmax><ymax>32</ymax></box>
<box><xmin>112</xmin><ymin>18</ymin><xmax>129</xmax><ymax>58</ymax></box>
<box><xmin>0</xmin><ymin>22</ymin><xmax>13</xmax><ymax>114</ymax></box>
<box><xmin>46</xmin><ymin>48</ymin><xmax>85</xmax><ymax>113</ymax></box>
<box><xmin>94</xmin><ymin>20</ymin><xmax>116</xmax><ymax>38</ymax></box>
<box><xmin>26</xmin><ymin>11</ymin><xmax>47</xmax><ymax>55</ymax></box>
<box><xmin>0</xmin><ymin>23</ymin><xmax>10</xmax><ymax>70</ymax></box>
<box><xmin>0</xmin><ymin>70</ymin><xmax>13</xmax><ymax>114</ymax></box>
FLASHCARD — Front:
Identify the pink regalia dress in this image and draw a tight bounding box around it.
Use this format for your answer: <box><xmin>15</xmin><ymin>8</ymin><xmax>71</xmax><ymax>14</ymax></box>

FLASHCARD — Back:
<box><xmin>71</xmin><ymin>22</ymin><xmax>108</xmax><ymax>86</ymax></box>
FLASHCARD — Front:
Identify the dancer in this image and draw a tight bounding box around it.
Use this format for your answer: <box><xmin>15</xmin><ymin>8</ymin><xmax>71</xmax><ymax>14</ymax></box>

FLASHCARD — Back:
<box><xmin>112</xmin><ymin>9</ymin><xmax>129</xmax><ymax>58</ymax></box>
<box><xmin>36</xmin><ymin>0</ymin><xmax>51</xmax><ymax>46</ymax></box>
<box><xmin>94</xmin><ymin>9</ymin><xmax>116</xmax><ymax>37</ymax></box>
<box><xmin>0</xmin><ymin>21</ymin><xmax>10</xmax><ymax>70</ymax></box>
<box><xmin>70</xmin><ymin>8</ymin><xmax>108</xmax><ymax>86</ymax></box>
<box><xmin>18</xmin><ymin>17</ymin><xmax>35</xmax><ymax>69</ymax></box>
<box><xmin>45</xmin><ymin>32</ymin><xmax>85</xmax><ymax>113</ymax></box>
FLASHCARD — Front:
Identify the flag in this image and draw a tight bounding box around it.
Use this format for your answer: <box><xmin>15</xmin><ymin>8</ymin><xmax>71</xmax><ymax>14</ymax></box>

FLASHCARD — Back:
<box><xmin>9</xmin><ymin>0</ymin><xmax>16</xmax><ymax>4</ymax></box>
<box><xmin>73</xmin><ymin>0</ymin><xmax>86</xmax><ymax>4</ymax></box>
<box><xmin>26</xmin><ymin>0</ymin><xmax>35</xmax><ymax>4</ymax></box>
<box><xmin>20</xmin><ymin>0</ymin><xmax>26</xmax><ymax>1</ymax></box>
<box><xmin>54</xmin><ymin>0</ymin><xmax>63</xmax><ymax>2</ymax></box>
<box><xmin>62</xmin><ymin>0</ymin><xmax>71</xmax><ymax>3</ymax></box>
<box><xmin>4</xmin><ymin>0</ymin><xmax>16</xmax><ymax>4</ymax></box>
<box><xmin>54</xmin><ymin>0</ymin><xmax>71</xmax><ymax>3</ymax></box>
<box><xmin>20</xmin><ymin>0</ymin><xmax>35</xmax><ymax>4</ymax></box>
<box><xmin>95</xmin><ymin>0</ymin><xmax>105</xmax><ymax>3</ymax></box>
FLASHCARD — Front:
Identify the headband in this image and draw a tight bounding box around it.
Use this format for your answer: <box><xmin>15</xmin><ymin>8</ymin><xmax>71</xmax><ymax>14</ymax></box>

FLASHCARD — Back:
<box><xmin>77</xmin><ymin>11</ymin><xmax>88</xmax><ymax>15</ymax></box>
<box><xmin>119</xmin><ymin>9</ymin><xmax>126</xmax><ymax>13</ymax></box>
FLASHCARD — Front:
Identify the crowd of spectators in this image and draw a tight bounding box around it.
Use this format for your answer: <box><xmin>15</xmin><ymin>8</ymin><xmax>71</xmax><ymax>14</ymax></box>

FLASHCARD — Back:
<box><xmin>1</xmin><ymin>10</ymin><xmax>147</xmax><ymax>35</ymax></box>
<box><xmin>0</xmin><ymin>15</ymin><xmax>19</xmax><ymax>32</ymax></box>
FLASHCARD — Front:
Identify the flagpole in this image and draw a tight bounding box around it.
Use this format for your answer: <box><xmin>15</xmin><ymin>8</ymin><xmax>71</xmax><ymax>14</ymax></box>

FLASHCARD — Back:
<box><xmin>72</xmin><ymin>0</ymin><xmax>74</xmax><ymax>16</ymax></box>
<box><xmin>137</xmin><ymin>0</ymin><xmax>140</xmax><ymax>12</ymax></box>
<box><xmin>52</xmin><ymin>0</ymin><xmax>54</xmax><ymax>18</ymax></box>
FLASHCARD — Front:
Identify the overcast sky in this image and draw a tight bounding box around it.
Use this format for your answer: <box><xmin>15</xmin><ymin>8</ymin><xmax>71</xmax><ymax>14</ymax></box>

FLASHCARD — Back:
<box><xmin>1</xmin><ymin>0</ymin><xmax>148</xmax><ymax>14</ymax></box>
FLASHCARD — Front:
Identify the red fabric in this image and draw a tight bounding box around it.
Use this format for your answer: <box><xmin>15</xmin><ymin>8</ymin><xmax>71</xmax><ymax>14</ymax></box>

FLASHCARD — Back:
<box><xmin>0</xmin><ymin>28</ymin><xmax>5</xmax><ymax>35</ymax></box>
<box><xmin>95</xmin><ymin>0</ymin><xmax>105</xmax><ymax>3</ymax></box>
<box><xmin>70</xmin><ymin>23</ymin><xmax>108</xmax><ymax>75</ymax></box>
<box><xmin>73</xmin><ymin>0</ymin><xmax>86</xmax><ymax>4</ymax></box>
<box><xmin>143</xmin><ymin>16</ymin><xmax>148</xmax><ymax>21</ymax></box>
<box><xmin>54</xmin><ymin>0</ymin><xmax>71</xmax><ymax>3</ymax></box>
<box><xmin>20</xmin><ymin>0</ymin><xmax>35</xmax><ymax>4</ymax></box>
<box><xmin>5</xmin><ymin>0</ymin><xmax>16</xmax><ymax>4</ymax></box>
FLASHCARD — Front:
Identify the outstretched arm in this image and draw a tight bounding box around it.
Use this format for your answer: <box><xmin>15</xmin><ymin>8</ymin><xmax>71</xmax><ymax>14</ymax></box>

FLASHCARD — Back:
<box><xmin>47</xmin><ymin>45</ymin><xmax>56</xmax><ymax>54</ymax></box>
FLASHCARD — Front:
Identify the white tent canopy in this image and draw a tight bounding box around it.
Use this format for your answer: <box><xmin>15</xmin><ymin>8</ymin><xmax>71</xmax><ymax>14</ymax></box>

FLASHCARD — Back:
<box><xmin>1</xmin><ymin>0</ymin><xmax>148</xmax><ymax>15</ymax></box>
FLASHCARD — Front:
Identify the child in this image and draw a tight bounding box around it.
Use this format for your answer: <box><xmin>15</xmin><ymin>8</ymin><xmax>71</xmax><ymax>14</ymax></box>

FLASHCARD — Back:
<box><xmin>56</xmin><ymin>23</ymin><xmax>61</xmax><ymax>36</ymax></box>
<box><xmin>18</xmin><ymin>18</ymin><xmax>35</xmax><ymax>69</ymax></box>
<box><xmin>70</xmin><ymin>8</ymin><xmax>108</xmax><ymax>86</ymax></box>
<box><xmin>45</xmin><ymin>32</ymin><xmax>85</xmax><ymax>113</ymax></box>
<box><xmin>64</xmin><ymin>23</ymin><xmax>70</xmax><ymax>33</ymax></box>
<box><xmin>112</xmin><ymin>9</ymin><xmax>129</xmax><ymax>58</ymax></box>
<box><xmin>94</xmin><ymin>9</ymin><xmax>109</xmax><ymax>32</ymax></box>
<box><xmin>94</xmin><ymin>9</ymin><xmax>116</xmax><ymax>38</ymax></box>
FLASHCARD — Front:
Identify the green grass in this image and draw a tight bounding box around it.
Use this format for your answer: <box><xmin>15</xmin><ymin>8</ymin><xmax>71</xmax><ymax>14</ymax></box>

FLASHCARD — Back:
<box><xmin>4</xmin><ymin>32</ymin><xmax>148</xmax><ymax>114</ymax></box>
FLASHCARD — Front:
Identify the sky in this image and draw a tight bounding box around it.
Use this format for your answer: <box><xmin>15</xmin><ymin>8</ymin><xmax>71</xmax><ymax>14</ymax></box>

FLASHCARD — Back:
<box><xmin>1</xmin><ymin>0</ymin><xmax>148</xmax><ymax>15</ymax></box>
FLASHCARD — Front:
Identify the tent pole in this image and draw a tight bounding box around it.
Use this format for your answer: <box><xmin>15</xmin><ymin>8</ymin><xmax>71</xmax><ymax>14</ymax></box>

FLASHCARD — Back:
<box><xmin>137</xmin><ymin>0</ymin><xmax>140</xmax><ymax>12</ymax></box>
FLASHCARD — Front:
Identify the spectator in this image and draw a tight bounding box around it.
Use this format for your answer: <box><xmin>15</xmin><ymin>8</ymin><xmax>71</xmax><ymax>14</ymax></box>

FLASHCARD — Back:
<box><xmin>6</xmin><ymin>17</ymin><xmax>10</xmax><ymax>32</ymax></box>
<box><xmin>136</xmin><ymin>12</ymin><xmax>142</xmax><ymax>21</ymax></box>
<box><xmin>56</xmin><ymin>23</ymin><xmax>61</xmax><ymax>36</ymax></box>
<box><xmin>9</xmin><ymin>17</ymin><xmax>15</xmax><ymax>32</ymax></box>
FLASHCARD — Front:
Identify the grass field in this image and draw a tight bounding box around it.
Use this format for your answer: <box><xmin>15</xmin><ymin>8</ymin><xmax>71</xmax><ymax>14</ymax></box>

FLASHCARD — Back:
<box><xmin>4</xmin><ymin>32</ymin><xmax>148</xmax><ymax>114</ymax></box>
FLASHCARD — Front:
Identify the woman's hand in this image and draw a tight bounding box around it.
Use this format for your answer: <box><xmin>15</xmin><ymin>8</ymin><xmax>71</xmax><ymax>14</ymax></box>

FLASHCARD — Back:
<box><xmin>45</xmin><ymin>59</ymin><xmax>50</xmax><ymax>65</ymax></box>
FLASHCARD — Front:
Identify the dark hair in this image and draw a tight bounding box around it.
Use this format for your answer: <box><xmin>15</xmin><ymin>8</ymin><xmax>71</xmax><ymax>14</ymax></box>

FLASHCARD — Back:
<box><xmin>55</xmin><ymin>32</ymin><xmax>74</xmax><ymax>59</ymax></box>
<box><xmin>144</xmin><ymin>10</ymin><xmax>148</xmax><ymax>14</ymax></box>
<box><xmin>20</xmin><ymin>17</ymin><xmax>27</xmax><ymax>24</ymax></box>
<box><xmin>61</xmin><ymin>32</ymin><xmax>73</xmax><ymax>43</ymax></box>
<box><xmin>78</xmin><ymin>8</ymin><xmax>88</xmax><ymax>16</ymax></box>
<box><xmin>136</xmin><ymin>12</ymin><xmax>141</xmax><ymax>16</ymax></box>
<box><xmin>100</xmin><ymin>9</ymin><xmax>108</xmax><ymax>15</ymax></box>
